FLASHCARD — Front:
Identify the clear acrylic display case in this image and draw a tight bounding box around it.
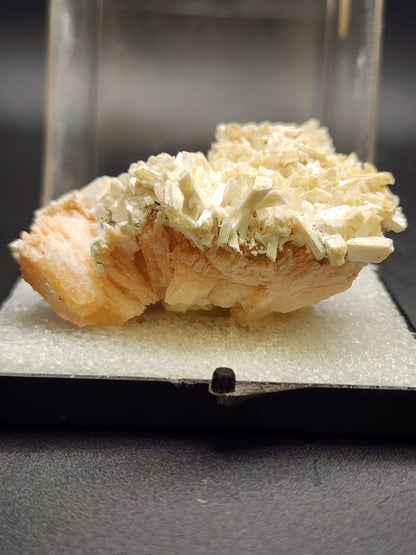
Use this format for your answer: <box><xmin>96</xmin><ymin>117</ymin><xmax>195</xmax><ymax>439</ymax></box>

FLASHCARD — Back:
<box><xmin>3</xmin><ymin>0</ymin><xmax>416</xmax><ymax>434</ymax></box>
<box><xmin>43</xmin><ymin>0</ymin><xmax>384</xmax><ymax>201</ymax></box>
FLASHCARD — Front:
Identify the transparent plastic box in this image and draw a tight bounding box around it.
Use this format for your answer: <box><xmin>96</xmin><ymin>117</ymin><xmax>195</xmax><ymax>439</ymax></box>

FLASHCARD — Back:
<box><xmin>43</xmin><ymin>0</ymin><xmax>384</xmax><ymax>201</ymax></box>
<box><xmin>3</xmin><ymin>0</ymin><xmax>416</xmax><ymax>432</ymax></box>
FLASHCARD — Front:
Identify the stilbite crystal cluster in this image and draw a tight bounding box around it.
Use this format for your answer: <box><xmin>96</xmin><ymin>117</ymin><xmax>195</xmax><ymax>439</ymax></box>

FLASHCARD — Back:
<box><xmin>10</xmin><ymin>120</ymin><xmax>406</xmax><ymax>327</ymax></box>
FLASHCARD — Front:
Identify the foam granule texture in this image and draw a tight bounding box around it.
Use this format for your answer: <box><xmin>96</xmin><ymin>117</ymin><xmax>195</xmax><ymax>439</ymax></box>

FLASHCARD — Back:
<box><xmin>0</xmin><ymin>266</ymin><xmax>415</xmax><ymax>387</ymax></box>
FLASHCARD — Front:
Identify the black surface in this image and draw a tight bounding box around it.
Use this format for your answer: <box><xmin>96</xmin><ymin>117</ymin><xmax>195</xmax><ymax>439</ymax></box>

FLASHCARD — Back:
<box><xmin>2</xmin><ymin>376</ymin><xmax>416</xmax><ymax>438</ymax></box>
<box><xmin>1</xmin><ymin>2</ymin><xmax>416</xmax><ymax>553</ymax></box>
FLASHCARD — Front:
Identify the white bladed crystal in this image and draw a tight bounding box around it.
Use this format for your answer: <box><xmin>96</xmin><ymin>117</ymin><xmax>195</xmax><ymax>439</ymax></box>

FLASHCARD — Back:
<box><xmin>347</xmin><ymin>236</ymin><xmax>394</xmax><ymax>263</ymax></box>
<box><xmin>87</xmin><ymin>120</ymin><xmax>406</xmax><ymax>266</ymax></box>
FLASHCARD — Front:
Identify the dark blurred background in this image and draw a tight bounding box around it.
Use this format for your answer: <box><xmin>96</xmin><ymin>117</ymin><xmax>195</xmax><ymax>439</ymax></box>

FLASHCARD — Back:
<box><xmin>1</xmin><ymin>0</ymin><xmax>415</xmax><ymax>325</ymax></box>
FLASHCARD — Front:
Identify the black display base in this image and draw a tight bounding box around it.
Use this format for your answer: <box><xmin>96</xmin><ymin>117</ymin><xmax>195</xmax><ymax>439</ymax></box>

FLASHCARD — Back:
<box><xmin>1</xmin><ymin>375</ymin><xmax>416</xmax><ymax>437</ymax></box>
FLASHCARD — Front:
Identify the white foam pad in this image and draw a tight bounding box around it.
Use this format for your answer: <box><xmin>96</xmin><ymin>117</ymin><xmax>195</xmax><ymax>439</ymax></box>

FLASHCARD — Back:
<box><xmin>0</xmin><ymin>266</ymin><xmax>415</xmax><ymax>387</ymax></box>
